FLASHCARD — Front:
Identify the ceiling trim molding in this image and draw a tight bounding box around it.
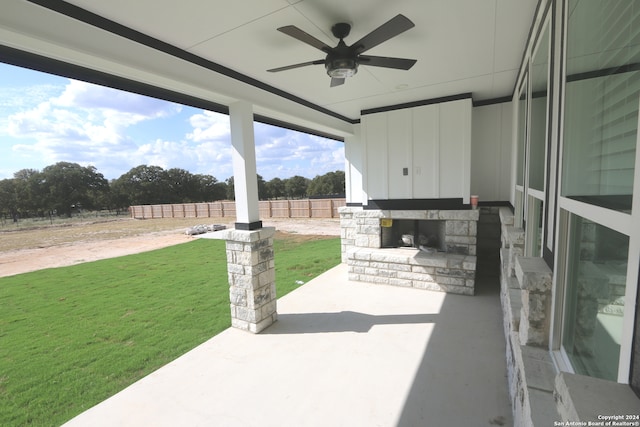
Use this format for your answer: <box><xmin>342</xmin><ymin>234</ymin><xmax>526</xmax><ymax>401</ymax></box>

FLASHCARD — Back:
<box><xmin>472</xmin><ymin>96</ymin><xmax>512</xmax><ymax>107</ymax></box>
<box><xmin>0</xmin><ymin>44</ymin><xmax>346</xmax><ymax>142</ymax></box>
<box><xmin>25</xmin><ymin>0</ymin><xmax>358</xmax><ymax>125</ymax></box>
<box><xmin>361</xmin><ymin>93</ymin><xmax>472</xmax><ymax>115</ymax></box>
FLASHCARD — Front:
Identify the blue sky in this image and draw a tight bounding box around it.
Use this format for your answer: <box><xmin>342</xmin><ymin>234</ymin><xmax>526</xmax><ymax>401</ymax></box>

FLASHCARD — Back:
<box><xmin>0</xmin><ymin>63</ymin><xmax>344</xmax><ymax>181</ymax></box>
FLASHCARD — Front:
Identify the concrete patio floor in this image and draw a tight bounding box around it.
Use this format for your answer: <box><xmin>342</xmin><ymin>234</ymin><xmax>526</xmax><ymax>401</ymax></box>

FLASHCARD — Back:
<box><xmin>63</xmin><ymin>263</ymin><xmax>512</xmax><ymax>427</ymax></box>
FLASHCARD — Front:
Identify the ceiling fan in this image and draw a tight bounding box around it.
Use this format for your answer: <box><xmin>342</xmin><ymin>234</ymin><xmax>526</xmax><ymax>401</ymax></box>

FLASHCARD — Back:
<box><xmin>267</xmin><ymin>14</ymin><xmax>417</xmax><ymax>87</ymax></box>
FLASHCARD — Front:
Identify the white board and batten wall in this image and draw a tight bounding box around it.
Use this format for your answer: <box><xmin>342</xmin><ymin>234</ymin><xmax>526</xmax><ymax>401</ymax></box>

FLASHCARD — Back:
<box><xmin>346</xmin><ymin>97</ymin><xmax>513</xmax><ymax>206</ymax></box>
<box><xmin>471</xmin><ymin>102</ymin><xmax>513</xmax><ymax>203</ymax></box>
<box><xmin>360</xmin><ymin>98</ymin><xmax>472</xmax><ymax>203</ymax></box>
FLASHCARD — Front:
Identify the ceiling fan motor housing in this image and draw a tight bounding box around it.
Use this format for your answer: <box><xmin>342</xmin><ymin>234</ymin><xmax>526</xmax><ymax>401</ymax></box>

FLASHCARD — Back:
<box><xmin>331</xmin><ymin>22</ymin><xmax>351</xmax><ymax>39</ymax></box>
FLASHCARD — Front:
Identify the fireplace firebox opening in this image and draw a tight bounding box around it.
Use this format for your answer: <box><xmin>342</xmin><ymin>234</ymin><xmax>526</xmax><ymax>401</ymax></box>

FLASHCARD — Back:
<box><xmin>381</xmin><ymin>219</ymin><xmax>446</xmax><ymax>252</ymax></box>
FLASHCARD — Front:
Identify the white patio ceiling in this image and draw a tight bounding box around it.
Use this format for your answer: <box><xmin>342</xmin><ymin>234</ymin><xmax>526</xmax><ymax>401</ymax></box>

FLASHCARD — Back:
<box><xmin>0</xmin><ymin>0</ymin><xmax>538</xmax><ymax>137</ymax></box>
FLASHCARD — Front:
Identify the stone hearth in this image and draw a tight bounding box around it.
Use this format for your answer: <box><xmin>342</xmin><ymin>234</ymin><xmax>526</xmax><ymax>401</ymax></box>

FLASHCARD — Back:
<box><xmin>339</xmin><ymin>207</ymin><xmax>479</xmax><ymax>295</ymax></box>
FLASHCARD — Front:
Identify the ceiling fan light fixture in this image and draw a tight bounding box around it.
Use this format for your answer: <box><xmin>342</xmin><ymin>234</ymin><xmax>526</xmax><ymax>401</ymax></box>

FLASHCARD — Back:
<box><xmin>326</xmin><ymin>57</ymin><xmax>358</xmax><ymax>78</ymax></box>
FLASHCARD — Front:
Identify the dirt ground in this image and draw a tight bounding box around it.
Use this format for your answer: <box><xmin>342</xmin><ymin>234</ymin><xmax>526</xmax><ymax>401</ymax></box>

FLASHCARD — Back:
<box><xmin>0</xmin><ymin>217</ymin><xmax>340</xmax><ymax>278</ymax></box>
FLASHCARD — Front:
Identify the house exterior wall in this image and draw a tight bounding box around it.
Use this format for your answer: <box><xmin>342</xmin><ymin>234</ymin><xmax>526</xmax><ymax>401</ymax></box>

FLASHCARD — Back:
<box><xmin>357</xmin><ymin>98</ymin><xmax>472</xmax><ymax>205</ymax></box>
<box><xmin>503</xmin><ymin>0</ymin><xmax>640</xmax><ymax>422</ymax></box>
<box><xmin>346</xmin><ymin>99</ymin><xmax>513</xmax><ymax>207</ymax></box>
<box><xmin>471</xmin><ymin>102</ymin><xmax>513</xmax><ymax>203</ymax></box>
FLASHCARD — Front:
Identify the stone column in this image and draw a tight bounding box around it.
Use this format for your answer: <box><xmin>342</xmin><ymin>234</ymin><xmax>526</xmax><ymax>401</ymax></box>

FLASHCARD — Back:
<box><xmin>212</xmin><ymin>227</ymin><xmax>277</xmax><ymax>333</ymax></box>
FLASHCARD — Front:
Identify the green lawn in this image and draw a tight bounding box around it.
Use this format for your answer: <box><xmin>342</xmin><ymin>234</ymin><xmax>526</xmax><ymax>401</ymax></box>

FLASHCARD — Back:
<box><xmin>0</xmin><ymin>236</ymin><xmax>340</xmax><ymax>426</ymax></box>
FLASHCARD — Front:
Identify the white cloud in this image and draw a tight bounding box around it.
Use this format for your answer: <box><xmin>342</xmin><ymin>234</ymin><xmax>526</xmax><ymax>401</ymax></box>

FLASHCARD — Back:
<box><xmin>254</xmin><ymin>127</ymin><xmax>344</xmax><ymax>180</ymax></box>
<box><xmin>2</xmin><ymin>76</ymin><xmax>344</xmax><ymax>181</ymax></box>
<box><xmin>187</xmin><ymin>110</ymin><xmax>230</xmax><ymax>142</ymax></box>
<box><xmin>54</xmin><ymin>80</ymin><xmax>181</xmax><ymax>126</ymax></box>
<box><xmin>6</xmin><ymin>80</ymin><xmax>182</xmax><ymax>177</ymax></box>
<box><xmin>0</xmin><ymin>83</ymin><xmax>61</xmax><ymax>115</ymax></box>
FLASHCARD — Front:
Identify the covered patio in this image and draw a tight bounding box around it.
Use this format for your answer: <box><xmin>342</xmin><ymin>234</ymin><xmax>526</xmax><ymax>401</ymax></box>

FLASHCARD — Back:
<box><xmin>63</xmin><ymin>263</ymin><xmax>511</xmax><ymax>426</ymax></box>
<box><xmin>0</xmin><ymin>1</ymin><xmax>561</xmax><ymax>424</ymax></box>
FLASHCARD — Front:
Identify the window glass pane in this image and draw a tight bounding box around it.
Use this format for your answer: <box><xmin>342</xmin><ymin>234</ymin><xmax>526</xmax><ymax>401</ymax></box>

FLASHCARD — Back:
<box><xmin>526</xmin><ymin>196</ymin><xmax>544</xmax><ymax>256</ymax></box>
<box><xmin>515</xmin><ymin>189</ymin><xmax>524</xmax><ymax>227</ymax></box>
<box><xmin>562</xmin><ymin>214</ymin><xmax>629</xmax><ymax>381</ymax></box>
<box><xmin>562</xmin><ymin>1</ymin><xmax>640</xmax><ymax>212</ymax></box>
<box><xmin>529</xmin><ymin>25</ymin><xmax>550</xmax><ymax>191</ymax></box>
<box><xmin>517</xmin><ymin>81</ymin><xmax>528</xmax><ymax>187</ymax></box>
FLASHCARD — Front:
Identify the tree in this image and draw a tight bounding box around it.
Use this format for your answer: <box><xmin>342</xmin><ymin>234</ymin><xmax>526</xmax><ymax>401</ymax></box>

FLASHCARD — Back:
<box><xmin>225</xmin><ymin>176</ymin><xmax>235</xmax><ymax>200</ymax></box>
<box><xmin>284</xmin><ymin>175</ymin><xmax>309</xmax><ymax>199</ymax></box>
<box><xmin>307</xmin><ymin>170</ymin><xmax>345</xmax><ymax>197</ymax></box>
<box><xmin>112</xmin><ymin>165</ymin><xmax>168</xmax><ymax>206</ymax></box>
<box><xmin>0</xmin><ymin>178</ymin><xmax>18</xmax><ymax>221</ymax></box>
<box><xmin>193</xmin><ymin>174</ymin><xmax>227</xmax><ymax>202</ymax></box>
<box><xmin>166</xmin><ymin>168</ymin><xmax>197</xmax><ymax>203</ymax></box>
<box><xmin>12</xmin><ymin>168</ymin><xmax>42</xmax><ymax>216</ymax></box>
<box><xmin>257</xmin><ymin>174</ymin><xmax>268</xmax><ymax>200</ymax></box>
<box><xmin>224</xmin><ymin>174</ymin><xmax>268</xmax><ymax>200</ymax></box>
<box><xmin>266</xmin><ymin>177</ymin><xmax>285</xmax><ymax>199</ymax></box>
<box><xmin>39</xmin><ymin>162</ymin><xmax>109</xmax><ymax>217</ymax></box>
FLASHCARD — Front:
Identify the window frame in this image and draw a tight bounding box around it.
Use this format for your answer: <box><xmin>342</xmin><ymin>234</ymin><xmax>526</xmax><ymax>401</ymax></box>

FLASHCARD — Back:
<box><xmin>551</xmin><ymin>0</ymin><xmax>640</xmax><ymax>383</ymax></box>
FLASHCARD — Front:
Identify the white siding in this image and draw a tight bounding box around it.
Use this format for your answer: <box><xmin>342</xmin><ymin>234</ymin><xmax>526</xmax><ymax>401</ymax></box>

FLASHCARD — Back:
<box><xmin>387</xmin><ymin>109</ymin><xmax>413</xmax><ymax>198</ymax></box>
<box><xmin>471</xmin><ymin>102</ymin><xmax>514</xmax><ymax>202</ymax></box>
<box><xmin>344</xmin><ymin>125</ymin><xmax>363</xmax><ymax>204</ymax></box>
<box><xmin>440</xmin><ymin>100</ymin><xmax>471</xmax><ymax>200</ymax></box>
<box><xmin>412</xmin><ymin>104</ymin><xmax>439</xmax><ymax>198</ymax></box>
<box><xmin>360</xmin><ymin>98</ymin><xmax>472</xmax><ymax>202</ymax></box>
<box><xmin>363</xmin><ymin>113</ymin><xmax>388</xmax><ymax>200</ymax></box>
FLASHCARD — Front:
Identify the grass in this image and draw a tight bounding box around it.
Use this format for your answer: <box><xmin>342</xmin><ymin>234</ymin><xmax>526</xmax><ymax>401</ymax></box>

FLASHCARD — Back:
<box><xmin>0</xmin><ymin>235</ymin><xmax>341</xmax><ymax>426</ymax></box>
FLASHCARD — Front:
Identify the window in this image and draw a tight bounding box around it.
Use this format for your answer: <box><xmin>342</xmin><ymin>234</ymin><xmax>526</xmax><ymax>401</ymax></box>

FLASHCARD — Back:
<box><xmin>526</xmin><ymin>197</ymin><xmax>544</xmax><ymax>257</ymax></box>
<box><xmin>515</xmin><ymin>78</ymin><xmax>528</xmax><ymax>228</ymax></box>
<box><xmin>554</xmin><ymin>0</ymin><xmax>640</xmax><ymax>384</ymax></box>
<box><xmin>561</xmin><ymin>214</ymin><xmax>629</xmax><ymax>381</ymax></box>
<box><xmin>524</xmin><ymin>20</ymin><xmax>551</xmax><ymax>257</ymax></box>
<box><xmin>517</xmin><ymin>79</ymin><xmax>528</xmax><ymax>189</ymax></box>
<box><xmin>562</xmin><ymin>0</ymin><xmax>640</xmax><ymax>213</ymax></box>
<box><xmin>529</xmin><ymin>23</ymin><xmax>550</xmax><ymax>192</ymax></box>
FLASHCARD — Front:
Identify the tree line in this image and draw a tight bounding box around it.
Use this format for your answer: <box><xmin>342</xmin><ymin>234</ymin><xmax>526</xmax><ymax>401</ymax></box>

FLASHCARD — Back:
<box><xmin>0</xmin><ymin>162</ymin><xmax>345</xmax><ymax>220</ymax></box>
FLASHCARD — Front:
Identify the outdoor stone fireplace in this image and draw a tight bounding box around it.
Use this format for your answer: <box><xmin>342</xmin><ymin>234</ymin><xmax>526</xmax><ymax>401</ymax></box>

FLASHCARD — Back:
<box><xmin>339</xmin><ymin>206</ymin><xmax>479</xmax><ymax>295</ymax></box>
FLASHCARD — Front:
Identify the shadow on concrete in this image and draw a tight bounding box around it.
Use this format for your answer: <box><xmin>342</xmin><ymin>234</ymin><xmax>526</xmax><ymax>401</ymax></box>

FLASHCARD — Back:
<box><xmin>394</xmin><ymin>229</ymin><xmax>511</xmax><ymax>426</ymax></box>
<box><xmin>265</xmin><ymin>311</ymin><xmax>437</xmax><ymax>334</ymax></box>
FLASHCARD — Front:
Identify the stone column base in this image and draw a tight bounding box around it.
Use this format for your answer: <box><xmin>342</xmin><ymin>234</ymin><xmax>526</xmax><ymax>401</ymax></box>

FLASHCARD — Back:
<box><xmin>210</xmin><ymin>227</ymin><xmax>277</xmax><ymax>333</ymax></box>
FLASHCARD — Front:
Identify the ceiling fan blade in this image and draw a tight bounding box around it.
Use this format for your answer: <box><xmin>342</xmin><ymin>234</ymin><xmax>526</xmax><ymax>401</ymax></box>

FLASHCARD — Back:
<box><xmin>267</xmin><ymin>59</ymin><xmax>324</xmax><ymax>73</ymax></box>
<box><xmin>277</xmin><ymin>25</ymin><xmax>332</xmax><ymax>52</ymax></box>
<box><xmin>352</xmin><ymin>14</ymin><xmax>415</xmax><ymax>54</ymax></box>
<box><xmin>330</xmin><ymin>77</ymin><xmax>345</xmax><ymax>87</ymax></box>
<box><xmin>359</xmin><ymin>55</ymin><xmax>417</xmax><ymax>70</ymax></box>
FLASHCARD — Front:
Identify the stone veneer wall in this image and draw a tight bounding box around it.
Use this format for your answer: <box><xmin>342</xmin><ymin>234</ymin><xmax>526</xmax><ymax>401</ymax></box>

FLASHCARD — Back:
<box><xmin>339</xmin><ymin>207</ymin><xmax>479</xmax><ymax>295</ymax></box>
<box><xmin>498</xmin><ymin>207</ymin><xmax>559</xmax><ymax>426</ymax></box>
<box><xmin>346</xmin><ymin>248</ymin><xmax>477</xmax><ymax>295</ymax></box>
<box><xmin>498</xmin><ymin>207</ymin><xmax>639</xmax><ymax>425</ymax></box>
<box><xmin>210</xmin><ymin>227</ymin><xmax>277</xmax><ymax>333</ymax></box>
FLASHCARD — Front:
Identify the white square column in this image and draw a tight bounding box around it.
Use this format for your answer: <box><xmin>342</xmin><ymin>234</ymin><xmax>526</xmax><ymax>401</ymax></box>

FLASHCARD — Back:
<box><xmin>229</xmin><ymin>101</ymin><xmax>261</xmax><ymax>230</ymax></box>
